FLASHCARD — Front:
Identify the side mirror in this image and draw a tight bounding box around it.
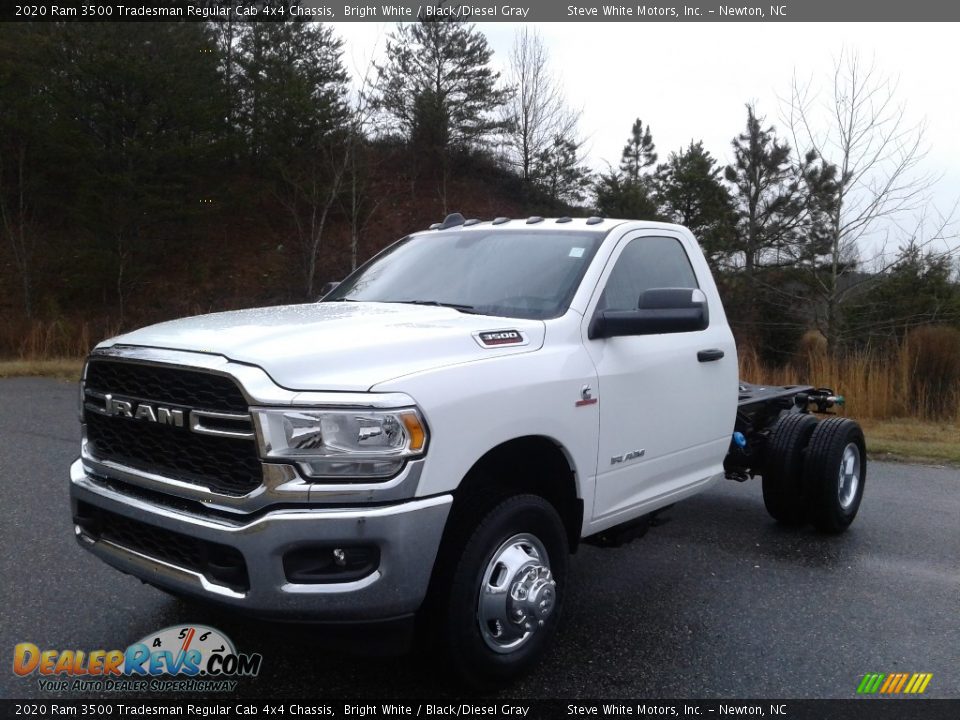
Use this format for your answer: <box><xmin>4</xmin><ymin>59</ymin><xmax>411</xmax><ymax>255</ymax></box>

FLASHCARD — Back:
<box><xmin>589</xmin><ymin>288</ymin><xmax>709</xmax><ymax>339</ymax></box>
<box><xmin>318</xmin><ymin>281</ymin><xmax>340</xmax><ymax>300</ymax></box>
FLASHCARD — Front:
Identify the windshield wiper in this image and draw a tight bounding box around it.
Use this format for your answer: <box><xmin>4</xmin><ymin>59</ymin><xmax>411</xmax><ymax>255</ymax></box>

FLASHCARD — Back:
<box><xmin>387</xmin><ymin>300</ymin><xmax>483</xmax><ymax>314</ymax></box>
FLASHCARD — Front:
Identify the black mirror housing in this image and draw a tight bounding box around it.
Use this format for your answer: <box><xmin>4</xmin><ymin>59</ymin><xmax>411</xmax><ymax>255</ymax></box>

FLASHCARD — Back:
<box><xmin>589</xmin><ymin>288</ymin><xmax>708</xmax><ymax>339</ymax></box>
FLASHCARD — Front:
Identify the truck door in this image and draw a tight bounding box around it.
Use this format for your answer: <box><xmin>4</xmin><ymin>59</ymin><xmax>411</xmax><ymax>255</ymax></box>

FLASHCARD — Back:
<box><xmin>583</xmin><ymin>231</ymin><xmax>737</xmax><ymax>524</ymax></box>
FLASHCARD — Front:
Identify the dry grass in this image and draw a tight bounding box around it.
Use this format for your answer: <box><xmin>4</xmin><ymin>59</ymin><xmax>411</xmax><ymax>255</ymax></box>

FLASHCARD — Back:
<box><xmin>741</xmin><ymin>329</ymin><xmax>960</xmax><ymax>465</ymax></box>
<box><xmin>0</xmin><ymin>318</ymin><xmax>115</xmax><ymax>359</ymax></box>
<box><xmin>0</xmin><ymin>359</ymin><xmax>84</xmax><ymax>382</ymax></box>
<box><xmin>739</xmin><ymin>328</ymin><xmax>960</xmax><ymax>422</ymax></box>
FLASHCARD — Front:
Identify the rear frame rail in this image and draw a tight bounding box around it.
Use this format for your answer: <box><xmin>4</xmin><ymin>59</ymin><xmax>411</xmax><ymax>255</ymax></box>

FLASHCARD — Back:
<box><xmin>725</xmin><ymin>382</ymin><xmax>844</xmax><ymax>481</ymax></box>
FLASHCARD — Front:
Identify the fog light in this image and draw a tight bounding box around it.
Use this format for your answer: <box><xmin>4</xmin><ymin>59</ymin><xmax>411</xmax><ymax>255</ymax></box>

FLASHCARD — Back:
<box><xmin>283</xmin><ymin>544</ymin><xmax>380</xmax><ymax>584</ymax></box>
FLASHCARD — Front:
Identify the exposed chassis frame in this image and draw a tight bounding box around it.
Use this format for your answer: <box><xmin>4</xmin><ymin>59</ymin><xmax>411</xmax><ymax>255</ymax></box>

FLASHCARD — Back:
<box><xmin>724</xmin><ymin>381</ymin><xmax>843</xmax><ymax>481</ymax></box>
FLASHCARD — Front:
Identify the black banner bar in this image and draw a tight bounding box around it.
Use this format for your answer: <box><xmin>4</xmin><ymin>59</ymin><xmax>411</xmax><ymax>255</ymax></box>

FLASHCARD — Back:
<box><xmin>4</xmin><ymin>0</ymin><xmax>960</xmax><ymax>22</ymax></box>
<box><xmin>2</xmin><ymin>700</ymin><xmax>960</xmax><ymax>720</ymax></box>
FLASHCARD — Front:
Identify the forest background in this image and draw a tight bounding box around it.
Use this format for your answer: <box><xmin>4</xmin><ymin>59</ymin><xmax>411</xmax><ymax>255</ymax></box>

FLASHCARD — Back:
<box><xmin>1</xmin><ymin>20</ymin><xmax>958</xmax><ymax>458</ymax></box>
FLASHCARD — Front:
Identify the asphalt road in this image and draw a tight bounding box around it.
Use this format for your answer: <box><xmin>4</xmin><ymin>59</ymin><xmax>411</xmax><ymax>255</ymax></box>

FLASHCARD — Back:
<box><xmin>1</xmin><ymin>377</ymin><xmax>957</xmax><ymax>700</ymax></box>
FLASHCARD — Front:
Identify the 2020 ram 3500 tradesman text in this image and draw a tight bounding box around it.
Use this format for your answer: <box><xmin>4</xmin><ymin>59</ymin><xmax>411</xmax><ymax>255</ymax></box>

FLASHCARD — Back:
<box><xmin>70</xmin><ymin>216</ymin><xmax>866</xmax><ymax>685</ymax></box>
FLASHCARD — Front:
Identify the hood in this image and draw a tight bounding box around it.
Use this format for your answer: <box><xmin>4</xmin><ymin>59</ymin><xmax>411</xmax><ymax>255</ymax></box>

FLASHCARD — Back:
<box><xmin>100</xmin><ymin>302</ymin><xmax>546</xmax><ymax>392</ymax></box>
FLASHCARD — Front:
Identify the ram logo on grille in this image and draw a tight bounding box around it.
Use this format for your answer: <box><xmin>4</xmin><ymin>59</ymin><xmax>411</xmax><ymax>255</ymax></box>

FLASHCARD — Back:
<box><xmin>103</xmin><ymin>394</ymin><xmax>185</xmax><ymax>427</ymax></box>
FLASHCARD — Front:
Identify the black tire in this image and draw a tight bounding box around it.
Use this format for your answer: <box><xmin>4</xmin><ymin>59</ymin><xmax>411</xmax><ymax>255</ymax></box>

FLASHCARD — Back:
<box><xmin>804</xmin><ymin>417</ymin><xmax>867</xmax><ymax>533</ymax></box>
<box><xmin>428</xmin><ymin>494</ymin><xmax>568</xmax><ymax>688</ymax></box>
<box><xmin>761</xmin><ymin>412</ymin><xmax>819</xmax><ymax>525</ymax></box>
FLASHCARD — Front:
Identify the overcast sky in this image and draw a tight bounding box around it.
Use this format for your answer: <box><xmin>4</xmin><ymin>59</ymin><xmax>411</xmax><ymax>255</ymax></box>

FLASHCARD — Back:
<box><xmin>336</xmin><ymin>22</ymin><xmax>960</xmax><ymax>260</ymax></box>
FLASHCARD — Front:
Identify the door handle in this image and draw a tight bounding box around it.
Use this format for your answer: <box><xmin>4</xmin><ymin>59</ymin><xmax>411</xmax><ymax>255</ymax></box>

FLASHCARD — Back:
<box><xmin>697</xmin><ymin>348</ymin><xmax>725</xmax><ymax>362</ymax></box>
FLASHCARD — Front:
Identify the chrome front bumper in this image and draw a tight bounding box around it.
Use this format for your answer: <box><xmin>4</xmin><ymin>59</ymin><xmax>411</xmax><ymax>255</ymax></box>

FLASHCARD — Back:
<box><xmin>70</xmin><ymin>459</ymin><xmax>452</xmax><ymax>620</ymax></box>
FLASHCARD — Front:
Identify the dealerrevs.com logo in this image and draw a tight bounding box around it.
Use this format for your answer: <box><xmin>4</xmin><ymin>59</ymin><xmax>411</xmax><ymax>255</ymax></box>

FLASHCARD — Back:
<box><xmin>13</xmin><ymin>625</ymin><xmax>262</xmax><ymax>693</ymax></box>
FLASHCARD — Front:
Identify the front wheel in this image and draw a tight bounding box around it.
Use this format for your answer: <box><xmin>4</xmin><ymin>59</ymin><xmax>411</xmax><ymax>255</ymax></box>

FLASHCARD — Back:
<box><xmin>432</xmin><ymin>494</ymin><xmax>568</xmax><ymax>687</ymax></box>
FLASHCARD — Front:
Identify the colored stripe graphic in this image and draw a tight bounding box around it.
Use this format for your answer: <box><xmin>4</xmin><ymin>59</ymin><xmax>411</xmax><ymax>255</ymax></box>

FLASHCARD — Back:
<box><xmin>907</xmin><ymin>673</ymin><xmax>934</xmax><ymax>694</ymax></box>
<box><xmin>857</xmin><ymin>674</ymin><xmax>884</xmax><ymax>693</ymax></box>
<box><xmin>857</xmin><ymin>672</ymin><xmax>932</xmax><ymax>694</ymax></box>
<box><xmin>887</xmin><ymin>673</ymin><xmax>908</xmax><ymax>693</ymax></box>
<box><xmin>893</xmin><ymin>673</ymin><xmax>909</xmax><ymax>693</ymax></box>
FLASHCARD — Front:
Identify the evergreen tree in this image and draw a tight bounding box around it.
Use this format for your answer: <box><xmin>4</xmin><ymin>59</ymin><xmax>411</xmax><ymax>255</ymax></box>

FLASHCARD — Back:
<box><xmin>724</xmin><ymin>105</ymin><xmax>801</xmax><ymax>275</ymax></box>
<box><xmin>373</xmin><ymin>21</ymin><xmax>511</xmax><ymax>153</ymax></box>
<box><xmin>724</xmin><ymin>105</ymin><xmax>837</xmax><ymax>275</ymax></box>
<box><xmin>842</xmin><ymin>246</ymin><xmax>960</xmax><ymax>345</ymax></box>
<box><xmin>235</xmin><ymin>22</ymin><xmax>349</xmax><ymax>162</ymax></box>
<box><xmin>619</xmin><ymin>118</ymin><xmax>657</xmax><ymax>182</ymax></box>
<box><xmin>594</xmin><ymin>117</ymin><xmax>659</xmax><ymax>219</ymax></box>
<box><xmin>533</xmin><ymin>135</ymin><xmax>593</xmax><ymax>205</ymax></box>
<box><xmin>594</xmin><ymin>170</ymin><xmax>659</xmax><ymax>219</ymax></box>
<box><xmin>46</xmin><ymin>23</ymin><xmax>227</xmax><ymax>322</ymax></box>
<box><xmin>656</xmin><ymin>141</ymin><xmax>734</xmax><ymax>265</ymax></box>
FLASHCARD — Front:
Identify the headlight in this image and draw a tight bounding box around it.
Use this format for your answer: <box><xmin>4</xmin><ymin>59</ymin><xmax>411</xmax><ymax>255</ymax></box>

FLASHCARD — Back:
<box><xmin>252</xmin><ymin>408</ymin><xmax>427</xmax><ymax>479</ymax></box>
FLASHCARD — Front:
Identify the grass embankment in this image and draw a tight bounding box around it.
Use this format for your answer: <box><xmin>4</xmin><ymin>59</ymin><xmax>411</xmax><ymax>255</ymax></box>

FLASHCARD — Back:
<box><xmin>860</xmin><ymin>419</ymin><xmax>960</xmax><ymax>466</ymax></box>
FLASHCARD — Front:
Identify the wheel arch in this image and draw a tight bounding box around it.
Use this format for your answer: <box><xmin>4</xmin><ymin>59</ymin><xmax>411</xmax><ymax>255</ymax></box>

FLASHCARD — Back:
<box><xmin>451</xmin><ymin>435</ymin><xmax>583</xmax><ymax>552</ymax></box>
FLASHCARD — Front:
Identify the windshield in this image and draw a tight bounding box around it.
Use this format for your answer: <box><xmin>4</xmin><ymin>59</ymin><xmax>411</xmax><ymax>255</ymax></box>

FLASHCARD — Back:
<box><xmin>325</xmin><ymin>229</ymin><xmax>606</xmax><ymax>320</ymax></box>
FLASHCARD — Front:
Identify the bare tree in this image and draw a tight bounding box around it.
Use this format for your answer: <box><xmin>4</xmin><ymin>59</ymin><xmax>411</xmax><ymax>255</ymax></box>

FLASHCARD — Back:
<box><xmin>501</xmin><ymin>27</ymin><xmax>580</xmax><ymax>183</ymax></box>
<box><xmin>0</xmin><ymin>24</ymin><xmax>48</xmax><ymax>320</ymax></box>
<box><xmin>0</xmin><ymin>143</ymin><xmax>36</xmax><ymax>318</ymax></box>
<box><xmin>275</xmin><ymin>150</ymin><xmax>350</xmax><ymax>299</ymax></box>
<box><xmin>235</xmin><ymin>22</ymin><xmax>353</xmax><ymax>299</ymax></box>
<box><xmin>783</xmin><ymin>50</ymin><xmax>953</xmax><ymax>352</ymax></box>
<box><xmin>342</xmin><ymin>56</ymin><xmax>384</xmax><ymax>273</ymax></box>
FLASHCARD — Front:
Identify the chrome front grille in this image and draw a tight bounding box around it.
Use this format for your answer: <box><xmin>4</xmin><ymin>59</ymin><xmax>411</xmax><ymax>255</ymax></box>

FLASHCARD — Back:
<box><xmin>83</xmin><ymin>360</ymin><xmax>263</xmax><ymax>496</ymax></box>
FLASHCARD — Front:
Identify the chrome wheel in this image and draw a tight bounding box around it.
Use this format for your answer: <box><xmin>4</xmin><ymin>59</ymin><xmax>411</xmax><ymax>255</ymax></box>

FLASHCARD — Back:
<box><xmin>477</xmin><ymin>533</ymin><xmax>556</xmax><ymax>654</ymax></box>
<box><xmin>837</xmin><ymin>442</ymin><xmax>861</xmax><ymax>510</ymax></box>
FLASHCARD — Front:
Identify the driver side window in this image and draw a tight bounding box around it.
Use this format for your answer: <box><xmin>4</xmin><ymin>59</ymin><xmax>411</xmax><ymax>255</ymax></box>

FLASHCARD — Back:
<box><xmin>600</xmin><ymin>236</ymin><xmax>699</xmax><ymax>311</ymax></box>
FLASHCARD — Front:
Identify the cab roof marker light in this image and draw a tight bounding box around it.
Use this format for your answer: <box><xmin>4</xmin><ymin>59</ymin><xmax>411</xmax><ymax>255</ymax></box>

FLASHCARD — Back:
<box><xmin>526</xmin><ymin>216</ymin><xmax>544</xmax><ymax>224</ymax></box>
<box><xmin>492</xmin><ymin>217</ymin><xmax>510</xmax><ymax>225</ymax></box>
<box><xmin>586</xmin><ymin>216</ymin><xmax>604</xmax><ymax>225</ymax></box>
<box><xmin>438</xmin><ymin>212</ymin><xmax>466</xmax><ymax>230</ymax></box>
<box><xmin>556</xmin><ymin>217</ymin><xmax>572</xmax><ymax>223</ymax></box>
<box><xmin>464</xmin><ymin>218</ymin><xmax>482</xmax><ymax>226</ymax></box>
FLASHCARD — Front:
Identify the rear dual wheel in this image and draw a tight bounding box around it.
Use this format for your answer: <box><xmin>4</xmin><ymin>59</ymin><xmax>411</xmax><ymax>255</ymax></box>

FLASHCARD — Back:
<box><xmin>761</xmin><ymin>413</ymin><xmax>818</xmax><ymax>525</ymax></box>
<box><xmin>805</xmin><ymin>417</ymin><xmax>867</xmax><ymax>533</ymax></box>
<box><xmin>761</xmin><ymin>414</ymin><xmax>866</xmax><ymax>532</ymax></box>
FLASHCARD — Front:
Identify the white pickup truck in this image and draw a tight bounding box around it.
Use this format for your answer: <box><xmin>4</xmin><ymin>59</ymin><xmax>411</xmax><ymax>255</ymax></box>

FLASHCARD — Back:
<box><xmin>70</xmin><ymin>216</ymin><xmax>866</xmax><ymax>685</ymax></box>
